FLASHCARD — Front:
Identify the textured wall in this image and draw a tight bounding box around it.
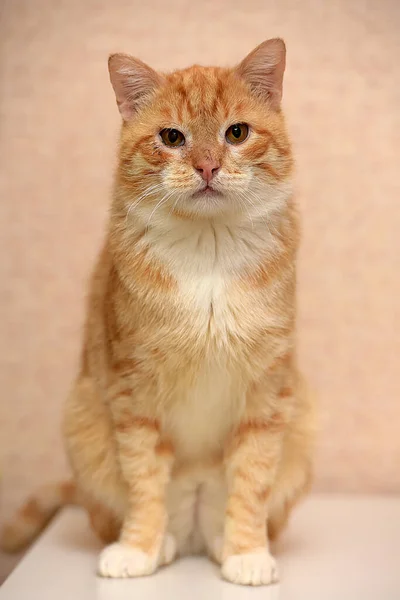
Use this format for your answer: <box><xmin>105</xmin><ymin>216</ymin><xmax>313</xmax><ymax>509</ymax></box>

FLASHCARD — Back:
<box><xmin>1</xmin><ymin>0</ymin><xmax>399</xmax><ymax>581</ymax></box>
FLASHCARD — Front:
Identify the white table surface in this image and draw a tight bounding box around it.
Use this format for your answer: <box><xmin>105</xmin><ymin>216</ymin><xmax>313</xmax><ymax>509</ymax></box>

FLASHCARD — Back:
<box><xmin>1</xmin><ymin>494</ymin><xmax>399</xmax><ymax>599</ymax></box>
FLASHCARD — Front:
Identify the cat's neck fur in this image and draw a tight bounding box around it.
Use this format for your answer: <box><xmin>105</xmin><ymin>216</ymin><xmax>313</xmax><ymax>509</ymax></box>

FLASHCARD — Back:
<box><xmin>110</xmin><ymin>184</ymin><xmax>294</xmax><ymax>280</ymax></box>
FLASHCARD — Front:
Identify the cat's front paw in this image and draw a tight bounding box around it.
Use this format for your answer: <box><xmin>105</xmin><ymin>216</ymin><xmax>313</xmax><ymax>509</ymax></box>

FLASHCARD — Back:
<box><xmin>98</xmin><ymin>542</ymin><xmax>158</xmax><ymax>578</ymax></box>
<box><xmin>221</xmin><ymin>549</ymin><xmax>279</xmax><ymax>586</ymax></box>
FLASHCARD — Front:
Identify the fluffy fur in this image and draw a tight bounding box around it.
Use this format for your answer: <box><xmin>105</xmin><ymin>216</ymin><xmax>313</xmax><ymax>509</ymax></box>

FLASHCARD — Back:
<box><xmin>1</xmin><ymin>39</ymin><xmax>315</xmax><ymax>586</ymax></box>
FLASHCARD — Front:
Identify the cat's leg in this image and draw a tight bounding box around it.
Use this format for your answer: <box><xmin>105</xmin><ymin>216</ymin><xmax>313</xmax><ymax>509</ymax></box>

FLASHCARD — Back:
<box><xmin>221</xmin><ymin>371</ymin><xmax>294</xmax><ymax>586</ymax></box>
<box><xmin>98</xmin><ymin>420</ymin><xmax>174</xmax><ymax>577</ymax></box>
<box><xmin>97</xmin><ymin>377</ymin><xmax>175</xmax><ymax>578</ymax></box>
<box><xmin>93</xmin><ymin>500</ymin><xmax>176</xmax><ymax>570</ymax></box>
<box><xmin>267</xmin><ymin>439</ymin><xmax>313</xmax><ymax>542</ymax></box>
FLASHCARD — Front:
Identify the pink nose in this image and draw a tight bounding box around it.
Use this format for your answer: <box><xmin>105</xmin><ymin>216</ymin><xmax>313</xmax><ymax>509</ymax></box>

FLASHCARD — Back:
<box><xmin>195</xmin><ymin>160</ymin><xmax>221</xmax><ymax>184</ymax></box>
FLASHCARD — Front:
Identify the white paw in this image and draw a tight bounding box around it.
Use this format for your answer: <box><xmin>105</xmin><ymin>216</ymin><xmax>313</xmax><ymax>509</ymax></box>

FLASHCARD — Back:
<box><xmin>222</xmin><ymin>549</ymin><xmax>279</xmax><ymax>586</ymax></box>
<box><xmin>98</xmin><ymin>542</ymin><xmax>157</xmax><ymax>578</ymax></box>
<box><xmin>159</xmin><ymin>532</ymin><xmax>177</xmax><ymax>566</ymax></box>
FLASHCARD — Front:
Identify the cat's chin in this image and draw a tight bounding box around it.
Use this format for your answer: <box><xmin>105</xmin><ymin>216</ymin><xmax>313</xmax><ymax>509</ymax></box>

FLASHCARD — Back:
<box><xmin>184</xmin><ymin>193</ymin><xmax>230</xmax><ymax>218</ymax></box>
<box><xmin>191</xmin><ymin>187</ymin><xmax>223</xmax><ymax>200</ymax></box>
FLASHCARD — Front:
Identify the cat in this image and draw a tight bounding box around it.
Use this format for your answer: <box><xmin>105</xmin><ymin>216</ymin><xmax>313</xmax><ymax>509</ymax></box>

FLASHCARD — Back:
<box><xmin>1</xmin><ymin>38</ymin><xmax>315</xmax><ymax>586</ymax></box>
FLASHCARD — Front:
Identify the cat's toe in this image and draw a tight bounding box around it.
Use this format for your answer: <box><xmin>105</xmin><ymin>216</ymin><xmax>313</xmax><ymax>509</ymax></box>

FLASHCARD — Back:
<box><xmin>221</xmin><ymin>549</ymin><xmax>279</xmax><ymax>586</ymax></box>
<box><xmin>97</xmin><ymin>542</ymin><xmax>157</xmax><ymax>578</ymax></box>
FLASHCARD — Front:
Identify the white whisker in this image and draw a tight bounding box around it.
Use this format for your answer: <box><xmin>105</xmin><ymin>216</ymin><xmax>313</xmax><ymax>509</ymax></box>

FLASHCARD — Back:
<box><xmin>125</xmin><ymin>183</ymin><xmax>165</xmax><ymax>224</ymax></box>
<box><xmin>145</xmin><ymin>191</ymin><xmax>175</xmax><ymax>229</ymax></box>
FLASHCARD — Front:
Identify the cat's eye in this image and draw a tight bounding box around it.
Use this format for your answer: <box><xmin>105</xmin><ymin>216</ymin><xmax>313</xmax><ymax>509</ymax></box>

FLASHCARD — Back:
<box><xmin>225</xmin><ymin>123</ymin><xmax>249</xmax><ymax>145</ymax></box>
<box><xmin>160</xmin><ymin>128</ymin><xmax>185</xmax><ymax>147</ymax></box>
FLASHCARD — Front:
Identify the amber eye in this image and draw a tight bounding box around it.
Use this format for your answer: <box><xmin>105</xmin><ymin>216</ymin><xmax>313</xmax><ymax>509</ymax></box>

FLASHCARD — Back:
<box><xmin>160</xmin><ymin>128</ymin><xmax>185</xmax><ymax>147</ymax></box>
<box><xmin>225</xmin><ymin>123</ymin><xmax>249</xmax><ymax>144</ymax></box>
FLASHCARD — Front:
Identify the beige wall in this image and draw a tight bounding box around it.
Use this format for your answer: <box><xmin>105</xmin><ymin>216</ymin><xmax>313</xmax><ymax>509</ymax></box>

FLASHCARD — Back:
<box><xmin>1</xmin><ymin>0</ymin><xmax>399</xmax><ymax>581</ymax></box>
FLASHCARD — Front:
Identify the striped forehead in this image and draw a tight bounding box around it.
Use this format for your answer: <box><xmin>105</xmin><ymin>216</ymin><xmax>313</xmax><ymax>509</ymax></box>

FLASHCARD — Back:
<box><xmin>160</xmin><ymin>67</ymin><xmax>241</xmax><ymax>123</ymax></box>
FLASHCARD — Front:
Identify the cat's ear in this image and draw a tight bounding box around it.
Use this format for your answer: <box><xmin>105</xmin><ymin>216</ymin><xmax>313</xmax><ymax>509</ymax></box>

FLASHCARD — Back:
<box><xmin>236</xmin><ymin>38</ymin><xmax>286</xmax><ymax>109</ymax></box>
<box><xmin>108</xmin><ymin>54</ymin><xmax>164</xmax><ymax>121</ymax></box>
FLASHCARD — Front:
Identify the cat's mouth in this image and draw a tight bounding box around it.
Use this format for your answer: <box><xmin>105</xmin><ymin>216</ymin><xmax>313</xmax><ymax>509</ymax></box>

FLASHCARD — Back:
<box><xmin>192</xmin><ymin>185</ymin><xmax>223</xmax><ymax>199</ymax></box>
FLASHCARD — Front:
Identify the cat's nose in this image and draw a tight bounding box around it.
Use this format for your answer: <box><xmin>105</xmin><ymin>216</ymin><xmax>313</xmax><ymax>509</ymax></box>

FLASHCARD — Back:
<box><xmin>195</xmin><ymin>160</ymin><xmax>221</xmax><ymax>184</ymax></box>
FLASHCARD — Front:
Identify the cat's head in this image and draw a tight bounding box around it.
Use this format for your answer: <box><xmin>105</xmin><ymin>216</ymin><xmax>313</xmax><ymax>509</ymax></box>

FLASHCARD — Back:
<box><xmin>109</xmin><ymin>39</ymin><xmax>293</xmax><ymax>223</ymax></box>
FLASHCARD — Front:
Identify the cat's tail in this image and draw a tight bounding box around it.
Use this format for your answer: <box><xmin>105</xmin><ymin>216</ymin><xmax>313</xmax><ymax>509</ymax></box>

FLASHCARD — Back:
<box><xmin>0</xmin><ymin>480</ymin><xmax>80</xmax><ymax>553</ymax></box>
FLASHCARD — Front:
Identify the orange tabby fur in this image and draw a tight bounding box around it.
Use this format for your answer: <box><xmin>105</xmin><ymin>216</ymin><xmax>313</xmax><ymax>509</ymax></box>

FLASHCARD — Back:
<box><xmin>1</xmin><ymin>39</ymin><xmax>315</xmax><ymax>586</ymax></box>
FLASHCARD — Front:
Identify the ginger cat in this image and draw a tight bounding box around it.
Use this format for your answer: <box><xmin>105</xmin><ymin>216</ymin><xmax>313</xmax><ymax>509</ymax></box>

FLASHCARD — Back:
<box><xmin>1</xmin><ymin>38</ymin><xmax>315</xmax><ymax>586</ymax></box>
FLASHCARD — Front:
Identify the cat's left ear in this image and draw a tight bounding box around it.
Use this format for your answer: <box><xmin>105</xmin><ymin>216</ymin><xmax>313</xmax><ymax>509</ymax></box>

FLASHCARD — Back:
<box><xmin>108</xmin><ymin>53</ymin><xmax>164</xmax><ymax>121</ymax></box>
<box><xmin>236</xmin><ymin>38</ymin><xmax>286</xmax><ymax>110</ymax></box>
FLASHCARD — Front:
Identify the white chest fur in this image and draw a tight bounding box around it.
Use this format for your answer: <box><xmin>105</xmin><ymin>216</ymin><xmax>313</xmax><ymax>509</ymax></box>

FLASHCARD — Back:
<box><xmin>148</xmin><ymin>217</ymin><xmax>281</xmax><ymax>335</ymax></box>
<box><xmin>163</xmin><ymin>359</ymin><xmax>245</xmax><ymax>460</ymax></box>
<box><xmin>146</xmin><ymin>219</ymin><xmax>282</xmax><ymax>459</ymax></box>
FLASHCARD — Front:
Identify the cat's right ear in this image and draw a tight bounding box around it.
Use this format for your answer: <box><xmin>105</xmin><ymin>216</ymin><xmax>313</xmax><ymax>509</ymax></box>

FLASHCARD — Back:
<box><xmin>237</xmin><ymin>38</ymin><xmax>286</xmax><ymax>110</ymax></box>
<box><xmin>108</xmin><ymin>54</ymin><xmax>163</xmax><ymax>121</ymax></box>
